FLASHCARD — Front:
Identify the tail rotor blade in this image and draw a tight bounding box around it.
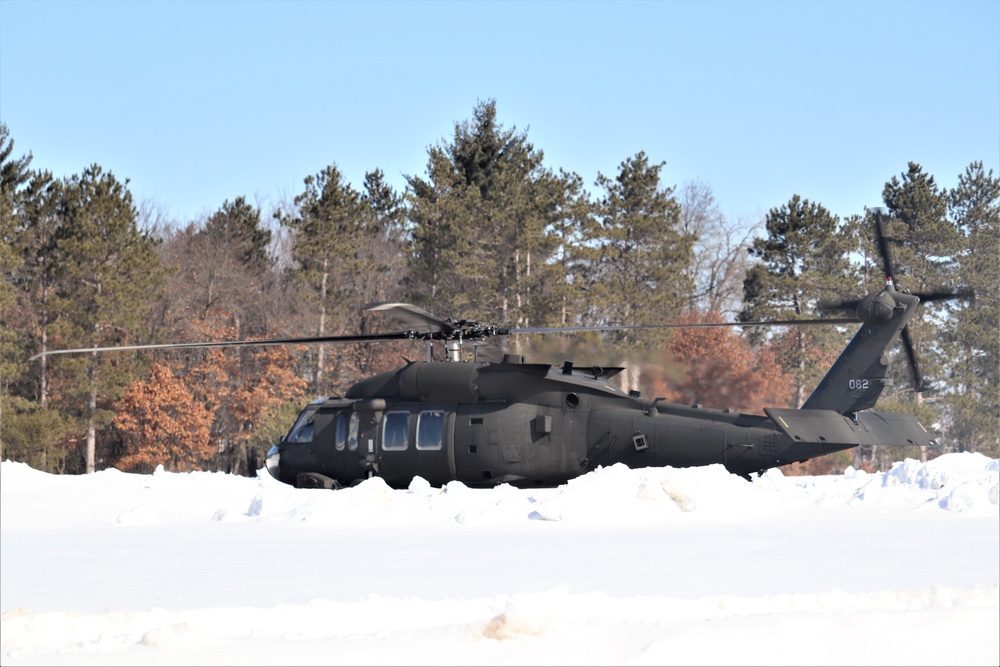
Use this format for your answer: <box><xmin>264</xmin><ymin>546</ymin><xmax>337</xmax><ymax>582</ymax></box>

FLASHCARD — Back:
<box><xmin>873</xmin><ymin>209</ymin><xmax>897</xmax><ymax>280</ymax></box>
<box><xmin>912</xmin><ymin>288</ymin><xmax>975</xmax><ymax>304</ymax></box>
<box><xmin>817</xmin><ymin>298</ymin><xmax>861</xmax><ymax>313</ymax></box>
<box><xmin>900</xmin><ymin>326</ymin><xmax>925</xmax><ymax>392</ymax></box>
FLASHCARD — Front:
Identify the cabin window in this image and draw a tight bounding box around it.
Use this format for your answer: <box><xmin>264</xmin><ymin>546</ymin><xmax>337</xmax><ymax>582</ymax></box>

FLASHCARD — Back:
<box><xmin>335</xmin><ymin>413</ymin><xmax>347</xmax><ymax>451</ymax></box>
<box><xmin>416</xmin><ymin>410</ymin><xmax>445</xmax><ymax>450</ymax></box>
<box><xmin>287</xmin><ymin>409</ymin><xmax>316</xmax><ymax>444</ymax></box>
<box><xmin>347</xmin><ymin>412</ymin><xmax>359</xmax><ymax>451</ymax></box>
<box><xmin>382</xmin><ymin>411</ymin><xmax>410</xmax><ymax>451</ymax></box>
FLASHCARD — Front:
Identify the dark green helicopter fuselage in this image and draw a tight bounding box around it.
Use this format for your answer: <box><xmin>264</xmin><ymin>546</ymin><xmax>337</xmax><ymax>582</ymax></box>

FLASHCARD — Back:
<box><xmin>267</xmin><ymin>284</ymin><xmax>938</xmax><ymax>490</ymax></box>
<box><xmin>268</xmin><ymin>359</ymin><xmax>777</xmax><ymax>488</ymax></box>
<box><xmin>266</xmin><ymin>357</ymin><xmax>903</xmax><ymax>489</ymax></box>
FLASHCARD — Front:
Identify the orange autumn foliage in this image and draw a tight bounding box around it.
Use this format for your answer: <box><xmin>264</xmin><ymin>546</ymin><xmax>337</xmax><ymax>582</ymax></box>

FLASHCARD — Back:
<box><xmin>642</xmin><ymin>312</ymin><xmax>858</xmax><ymax>476</ymax></box>
<box><xmin>642</xmin><ymin>311</ymin><xmax>795</xmax><ymax>415</ymax></box>
<box><xmin>187</xmin><ymin>344</ymin><xmax>308</xmax><ymax>439</ymax></box>
<box><xmin>176</xmin><ymin>314</ymin><xmax>306</xmax><ymax>420</ymax></box>
<box><xmin>114</xmin><ymin>312</ymin><xmax>309</xmax><ymax>474</ymax></box>
<box><xmin>113</xmin><ymin>362</ymin><xmax>214</xmax><ymax>473</ymax></box>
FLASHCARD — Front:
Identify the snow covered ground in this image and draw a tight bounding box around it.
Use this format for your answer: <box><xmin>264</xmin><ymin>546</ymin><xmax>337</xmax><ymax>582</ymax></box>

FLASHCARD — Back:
<box><xmin>1</xmin><ymin>452</ymin><xmax>997</xmax><ymax>666</ymax></box>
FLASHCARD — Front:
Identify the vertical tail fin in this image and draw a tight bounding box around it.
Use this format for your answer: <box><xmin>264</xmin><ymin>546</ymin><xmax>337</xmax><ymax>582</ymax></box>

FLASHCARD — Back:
<box><xmin>803</xmin><ymin>285</ymin><xmax>919</xmax><ymax>414</ymax></box>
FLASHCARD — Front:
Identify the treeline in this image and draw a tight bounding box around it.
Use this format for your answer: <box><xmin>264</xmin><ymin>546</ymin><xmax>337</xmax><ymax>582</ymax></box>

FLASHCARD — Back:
<box><xmin>1</xmin><ymin>100</ymin><xmax>997</xmax><ymax>476</ymax></box>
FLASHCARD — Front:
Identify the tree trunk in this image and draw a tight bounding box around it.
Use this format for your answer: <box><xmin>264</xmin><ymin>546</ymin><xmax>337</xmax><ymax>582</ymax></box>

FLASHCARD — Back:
<box><xmin>86</xmin><ymin>381</ymin><xmax>97</xmax><ymax>474</ymax></box>
<box><xmin>796</xmin><ymin>329</ymin><xmax>806</xmax><ymax>408</ymax></box>
<box><xmin>317</xmin><ymin>257</ymin><xmax>329</xmax><ymax>393</ymax></box>
<box><xmin>40</xmin><ymin>328</ymin><xmax>48</xmax><ymax>409</ymax></box>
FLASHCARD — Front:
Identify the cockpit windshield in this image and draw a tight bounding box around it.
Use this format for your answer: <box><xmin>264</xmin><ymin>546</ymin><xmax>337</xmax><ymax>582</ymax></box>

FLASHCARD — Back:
<box><xmin>286</xmin><ymin>407</ymin><xmax>317</xmax><ymax>444</ymax></box>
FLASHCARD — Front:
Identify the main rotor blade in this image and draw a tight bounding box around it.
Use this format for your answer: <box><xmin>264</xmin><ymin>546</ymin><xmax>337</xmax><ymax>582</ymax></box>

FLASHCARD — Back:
<box><xmin>509</xmin><ymin>317</ymin><xmax>859</xmax><ymax>336</ymax></box>
<box><xmin>28</xmin><ymin>331</ymin><xmax>419</xmax><ymax>361</ymax></box>
<box><xmin>364</xmin><ymin>302</ymin><xmax>456</xmax><ymax>334</ymax></box>
<box><xmin>29</xmin><ymin>309</ymin><xmax>861</xmax><ymax>362</ymax></box>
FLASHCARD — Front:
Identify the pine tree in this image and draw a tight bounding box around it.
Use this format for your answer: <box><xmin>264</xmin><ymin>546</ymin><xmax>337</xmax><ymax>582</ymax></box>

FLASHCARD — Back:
<box><xmin>582</xmin><ymin>151</ymin><xmax>693</xmax><ymax>326</ymax></box>
<box><xmin>159</xmin><ymin>196</ymin><xmax>278</xmax><ymax>340</ymax></box>
<box><xmin>346</xmin><ymin>169</ymin><xmax>412</xmax><ymax>377</ymax></box>
<box><xmin>564</xmin><ymin>152</ymin><xmax>693</xmax><ymax>390</ymax></box>
<box><xmin>881</xmin><ymin>163</ymin><xmax>961</xmax><ymax>292</ymax></box>
<box><xmin>1</xmin><ymin>124</ymin><xmax>36</xmax><ymax>461</ymax></box>
<box><xmin>0</xmin><ymin>126</ymin><xmax>28</xmax><ymax>415</ymax></box>
<box><xmin>877</xmin><ymin>163</ymin><xmax>962</xmax><ymax>424</ymax></box>
<box><xmin>405</xmin><ymin>99</ymin><xmax>569</xmax><ymax>330</ymax></box>
<box><xmin>48</xmin><ymin>165</ymin><xmax>166</xmax><ymax>473</ymax></box>
<box><xmin>282</xmin><ymin>164</ymin><xmax>367</xmax><ymax>392</ymax></box>
<box><xmin>203</xmin><ymin>196</ymin><xmax>272</xmax><ymax>272</ymax></box>
<box><xmin>2</xmin><ymin>170</ymin><xmax>74</xmax><ymax>471</ymax></box>
<box><xmin>404</xmin><ymin>145</ymin><xmax>465</xmax><ymax>308</ymax></box>
<box><xmin>943</xmin><ymin>161</ymin><xmax>999</xmax><ymax>455</ymax></box>
<box><xmin>740</xmin><ymin>195</ymin><xmax>856</xmax><ymax>407</ymax></box>
<box><xmin>538</xmin><ymin>169</ymin><xmax>593</xmax><ymax>328</ymax></box>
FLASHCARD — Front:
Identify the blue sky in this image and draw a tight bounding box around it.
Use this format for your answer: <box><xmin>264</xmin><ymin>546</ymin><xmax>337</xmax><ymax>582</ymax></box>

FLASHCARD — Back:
<box><xmin>2</xmin><ymin>0</ymin><xmax>997</xmax><ymax>227</ymax></box>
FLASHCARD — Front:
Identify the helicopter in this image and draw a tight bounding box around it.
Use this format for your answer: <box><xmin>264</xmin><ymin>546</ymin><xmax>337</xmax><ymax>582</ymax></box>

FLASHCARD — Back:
<box><xmin>31</xmin><ymin>213</ymin><xmax>968</xmax><ymax>489</ymax></box>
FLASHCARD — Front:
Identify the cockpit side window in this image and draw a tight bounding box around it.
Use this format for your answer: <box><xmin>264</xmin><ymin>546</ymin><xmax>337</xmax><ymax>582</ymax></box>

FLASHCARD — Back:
<box><xmin>348</xmin><ymin>412</ymin><xmax>359</xmax><ymax>451</ymax></box>
<box><xmin>335</xmin><ymin>413</ymin><xmax>347</xmax><ymax>451</ymax></box>
<box><xmin>382</xmin><ymin>411</ymin><xmax>409</xmax><ymax>451</ymax></box>
<box><xmin>287</xmin><ymin>408</ymin><xmax>317</xmax><ymax>444</ymax></box>
<box><xmin>416</xmin><ymin>410</ymin><xmax>445</xmax><ymax>450</ymax></box>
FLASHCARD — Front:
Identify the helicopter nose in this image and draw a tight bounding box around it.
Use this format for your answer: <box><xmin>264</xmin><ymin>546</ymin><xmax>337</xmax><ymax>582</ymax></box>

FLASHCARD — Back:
<box><xmin>266</xmin><ymin>444</ymin><xmax>281</xmax><ymax>481</ymax></box>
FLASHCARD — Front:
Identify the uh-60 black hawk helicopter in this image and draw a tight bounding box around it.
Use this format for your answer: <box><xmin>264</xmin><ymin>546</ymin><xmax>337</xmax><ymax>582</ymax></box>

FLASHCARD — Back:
<box><xmin>33</xmin><ymin>214</ymin><xmax>968</xmax><ymax>489</ymax></box>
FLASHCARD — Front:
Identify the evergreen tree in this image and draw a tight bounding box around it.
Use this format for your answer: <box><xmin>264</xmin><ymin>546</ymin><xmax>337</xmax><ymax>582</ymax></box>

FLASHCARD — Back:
<box><xmin>48</xmin><ymin>164</ymin><xmax>165</xmax><ymax>473</ymax></box>
<box><xmin>363</xmin><ymin>168</ymin><xmax>406</xmax><ymax>241</ymax></box>
<box><xmin>405</xmin><ymin>99</ymin><xmax>567</xmax><ymax>329</ymax></box>
<box><xmin>878</xmin><ymin>163</ymin><xmax>962</xmax><ymax>412</ymax></box>
<box><xmin>404</xmin><ymin>145</ymin><xmax>465</xmax><ymax>309</ymax></box>
<box><xmin>0</xmin><ymin>124</ymin><xmax>32</xmax><ymax>195</ymax></box>
<box><xmin>580</xmin><ymin>151</ymin><xmax>693</xmax><ymax>328</ymax></box>
<box><xmin>740</xmin><ymin>195</ymin><xmax>856</xmax><ymax>407</ymax></box>
<box><xmin>0</xmin><ymin>124</ymin><xmax>35</xmax><ymax>461</ymax></box>
<box><xmin>203</xmin><ymin>196</ymin><xmax>272</xmax><ymax>272</ymax></box>
<box><xmin>282</xmin><ymin>164</ymin><xmax>366</xmax><ymax>392</ymax></box>
<box><xmin>192</xmin><ymin>196</ymin><xmax>276</xmax><ymax>336</ymax></box>
<box><xmin>568</xmin><ymin>152</ymin><xmax>694</xmax><ymax>390</ymax></box>
<box><xmin>881</xmin><ymin>163</ymin><xmax>961</xmax><ymax>291</ymax></box>
<box><xmin>0</xmin><ymin>125</ymin><xmax>30</xmax><ymax>378</ymax></box>
<box><xmin>2</xmin><ymin>170</ymin><xmax>74</xmax><ymax>471</ymax></box>
<box><xmin>347</xmin><ymin>169</ymin><xmax>412</xmax><ymax>376</ymax></box>
<box><xmin>943</xmin><ymin>161</ymin><xmax>999</xmax><ymax>455</ymax></box>
<box><xmin>539</xmin><ymin>169</ymin><xmax>593</xmax><ymax>328</ymax></box>
<box><xmin>355</xmin><ymin>168</ymin><xmax>407</xmax><ymax>311</ymax></box>
<box><xmin>2</xmin><ymin>127</ymin><xmax>82</xmax><ymax>471</ymax></box>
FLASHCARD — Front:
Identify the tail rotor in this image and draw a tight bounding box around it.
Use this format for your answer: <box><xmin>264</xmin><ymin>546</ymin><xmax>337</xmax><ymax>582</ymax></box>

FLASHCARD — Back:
<box><xmin>818</xmin><ymin>209</ymin><xmax>971</xmax><ymax>393</ymax></box>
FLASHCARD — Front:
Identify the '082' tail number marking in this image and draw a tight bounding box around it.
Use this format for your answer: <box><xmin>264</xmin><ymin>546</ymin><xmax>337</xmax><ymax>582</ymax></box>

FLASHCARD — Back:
<box><xmin>849</xmin><ymin>379</ymin><xmax>869</xmax><ymax>390</ymax></box>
